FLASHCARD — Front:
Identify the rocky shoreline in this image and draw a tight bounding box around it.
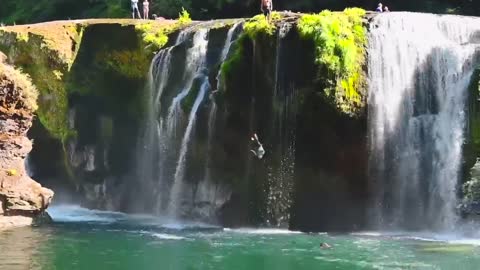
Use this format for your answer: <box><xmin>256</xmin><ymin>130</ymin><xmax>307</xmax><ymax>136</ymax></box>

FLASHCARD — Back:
<box><xmin>0</xmin><ymin>54</ymin><xmax>53</xmax><ymax>230</ymax></box>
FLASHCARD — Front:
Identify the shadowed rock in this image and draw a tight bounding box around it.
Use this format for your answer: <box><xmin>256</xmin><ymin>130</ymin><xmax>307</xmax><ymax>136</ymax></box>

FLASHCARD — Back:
<box><xmin>0</xmin><ymin>56</ymin><xmax>53</xmax><ymax>230</ymax></box>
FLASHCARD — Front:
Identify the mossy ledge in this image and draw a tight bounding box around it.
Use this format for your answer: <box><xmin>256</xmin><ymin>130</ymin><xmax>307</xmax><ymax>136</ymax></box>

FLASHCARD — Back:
<box><xmin>0</xmin><ymin>19</ymin><xmax>178</xmax><ymax>143</ymax></box>
<box><xmin>297</xmin><ymin>8</ymin><xmax>367</xmax><ymax>116</ymax></box>
<box><xmin>221</xmin><ymin>9</ymin><xmax>368</xmax><ymax>116</ymax></box>
<box><xmin>0</xmin><ymin>19</ymin><xmax>183</xmax><ymax>187</ymax></box>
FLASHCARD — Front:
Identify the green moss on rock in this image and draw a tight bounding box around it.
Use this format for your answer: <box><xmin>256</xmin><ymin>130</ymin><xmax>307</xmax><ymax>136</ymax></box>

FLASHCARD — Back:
<box><xmin>463</xmin><ymin>68</ymin><xmax>480</xmax><ymax>202</ymax></box>
<box><xmin>220</xmin><ymin>34</ymin><xmax>248</xmax><ymax>88</ymax></box>
<box><xmin>298</xmin><ymin>8</ymin><xmax>367</xmax><ymax>116</ymax></box>
<box><xmin>0</xmin><ymin>20</ymin><xmax>176</xmax><ymax>142</ymax></box>
<box><xmin>135</xmin><ymin>22</ymin><xmax>171</xmax><ymax>52</ymax></box>
<box><xmin>469</xmin><ymin>68</ymin><xmax>480</xmax><ymax>152</ymax></box>
<box><xmin>0</xmin><ymin>28</ymin><xmax>81</xmax><ymax>142</ymax></box>
<box><xmin>98</xmin><ymin>50</ymin><xmax>150</xmax><ymax>80</ymax></box>
<box><xmin>243</xmin><ymin>12</ymin><xmax>282</xmax><ymax>39</ymax></box>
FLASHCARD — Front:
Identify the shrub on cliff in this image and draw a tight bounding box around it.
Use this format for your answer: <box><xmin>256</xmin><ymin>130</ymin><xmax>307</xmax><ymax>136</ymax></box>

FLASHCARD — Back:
<box><xmin>298</xmin><ymin>8</ymin><xmax>367</xmax><ymax>116</ymax></box>
<box><xmin>0</xmin><ymin>61</ymin><xmax>38</xmax><ymax>112</ymax></box>
<box><xmin>135</xmin><ymin>8</ymin><xmax>192</xmax><ymax>53</ymax></box>
<box><xmin>243</xmin><ymin>12</ymin><xmax>282</xmax><ymax>39</ymax></box>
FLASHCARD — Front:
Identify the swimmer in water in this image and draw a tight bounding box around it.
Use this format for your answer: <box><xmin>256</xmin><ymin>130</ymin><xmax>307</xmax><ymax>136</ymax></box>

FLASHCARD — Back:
<box><xmin>320</xmin><ymin>242</ymin><xmax>332</xmax><ymax>249</ymax></box>
<box><xmin>250</xmin><ymin>133</ymin><xmax>265</xmax><ymax>159</ymax></box>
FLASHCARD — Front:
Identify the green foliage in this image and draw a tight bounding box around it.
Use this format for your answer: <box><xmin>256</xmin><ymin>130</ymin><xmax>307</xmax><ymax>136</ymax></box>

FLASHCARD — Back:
<box><xmin>221</xmin><ymin>11</ymin><xmax>282</xmax><ymax>83</ymax></box>
<box><xmin>470</xmin><ymin>69</ymin><xmax>480</xmax><ymax>153</ymax></box>
<box><xmin>298</xmin><ymin>8</ymin><xmax>367</xmax><ymax>115</ymax></box>
<box><xmin>220</xmin><ymin>35</ymin><xmax>247</xmax><ymax>90</ymax></box>
<box><xmin>136</xmin><ymin>10</ymin><xmax>193</xmax><ymax>53</ymax></box>
<box><xmin>1</xmin><ymin>0</ymin><xmax>479</xmax><ymax>25</ymax></box>
<box><xmin>0</xmin><ymin>62</ymin><xmax>38</xmax><ymax>112</ymax></box>
<box><xmin>463</xmin><ymin>176</ymin><xmax>480</xmax><ymax>202</ymax></box>
<box><xmin>178</xmin><ymin>8</ymin><xmax>192</xmax><ymax>25</ymax></box>
<box><xmin>0</xmin><ymin>0</ymin><xmax>129</xmax><ymax>24</ymax></box>
<box><xmin>135</xmin><ymin>23</ymin><xmax>171</xmax><ymax>52</ymax></box>
<box><xmin>243</xmin><ymin>12</ymin><xmax>282</xmax><ymax>39</ymax></box>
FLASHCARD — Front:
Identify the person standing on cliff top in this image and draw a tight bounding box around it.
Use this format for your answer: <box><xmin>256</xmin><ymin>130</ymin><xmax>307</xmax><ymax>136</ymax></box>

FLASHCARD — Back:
<box><xmin>131</xmin><ymin>0</ymin><xmax>141</xmax><ymax>19</ymax></box>
<box><xmin>261</xmin><ymin>0</ymin><xmax>273</xmax><ymax>23</ymax></box>
<box><xmin>143</xmin><ymin>0</ymin><xmax>150</xmax><ymax>19</ymax></box>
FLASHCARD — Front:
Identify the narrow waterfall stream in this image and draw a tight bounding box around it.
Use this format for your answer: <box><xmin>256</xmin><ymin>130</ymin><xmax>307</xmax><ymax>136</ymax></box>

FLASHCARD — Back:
<box><xmin>168</xmin><ymin>79</ymin><xmax>209</xmax><ymax>217</ymax></box>
<box><xmin>368</xmin><ymin>13</ymin><xmax>480</xmax><ymax>230</ymax></box>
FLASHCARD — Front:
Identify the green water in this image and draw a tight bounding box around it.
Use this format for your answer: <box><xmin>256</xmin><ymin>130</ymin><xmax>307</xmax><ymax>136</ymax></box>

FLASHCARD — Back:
<box><xmin>1</xmin><ymin>206</ymin><xmax>480</xmax><ymax>270</ymax></box>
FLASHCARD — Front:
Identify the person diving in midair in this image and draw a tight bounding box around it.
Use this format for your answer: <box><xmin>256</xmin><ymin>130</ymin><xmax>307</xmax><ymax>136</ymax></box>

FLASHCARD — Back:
<box><xmin>250</xmin><ymin>133</ymin><xmax>265</xmax><ymax>159</ymax></box>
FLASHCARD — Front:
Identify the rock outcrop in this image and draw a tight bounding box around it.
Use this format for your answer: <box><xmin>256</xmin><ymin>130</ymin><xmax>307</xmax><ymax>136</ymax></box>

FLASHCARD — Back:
<box><xmin>0</xmin><ymin>56</ymin><xmax>53</xmax><ymax>230</ymax></box>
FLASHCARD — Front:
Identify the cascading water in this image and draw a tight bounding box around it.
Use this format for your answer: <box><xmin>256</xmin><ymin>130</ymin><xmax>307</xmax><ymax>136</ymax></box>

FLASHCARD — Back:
<box><xmin>264</xmin><ymin>22</ymin><xmax>297</xmax><ymax>227</ymax></box>
<box><xmin>137</xmin><ymin>23</ymin><xmax>244</xmax><ymax>220</ymax></box>
<box><xmin>135</xmin><ymin>28</ymin><xmax>210</xmax><ymax>216</ymax></box>
<box><xmin>25</xmin><ymin>154</ymin><xmax>33</xmax><ymax>177</ymax></box>
<box><xmin>195</xmin><ymin>22</ymin><xmax>243</xmax><ymax>218</ymax></box>
<box><xmin>134</xmin><ymin>44</ymin><xmax>174</xmax><ymax>214</ymax></box>
<box><xmin>158</xmin><ymin>29</ymin><xmax>210</xmax><ymax>217</ymax></box>
<box><xmin>167</xmin><ymin>79</ymin><xmax>209</xmax><ymax>217</ymax></box>
<box><xmin>368</xmin><ymin>13</ymin><xmax>480</xmax><ymax>230</ymax></box>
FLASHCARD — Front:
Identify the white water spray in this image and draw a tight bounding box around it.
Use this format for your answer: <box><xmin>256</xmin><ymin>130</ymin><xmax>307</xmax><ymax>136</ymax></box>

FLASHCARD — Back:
<box><xmin>168</xmin><ymin>79</ymin><xmax>209</xmax><ymax>217</ymax></box>
<box><xmin>368</xmin><ymin>13</ymin><xmax>480</xmax><ymax>230</ymax></box>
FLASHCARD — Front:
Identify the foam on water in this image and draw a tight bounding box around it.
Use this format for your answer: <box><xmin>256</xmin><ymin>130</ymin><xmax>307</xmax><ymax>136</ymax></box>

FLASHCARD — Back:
<box><xmin>352</xmin><ymin>231</ymin><xmax>480</xmax><ymax>246</ymax></box>
<box><xmin>48</xmin><ymin>205</ymin><xmax>220</xmax><ymax>232</ymax></box>
<box><xmin>226</xmin><ymin>228</ymin><xmax>302</xmax><ymax>235</ymax></box>
<box><xmin>151</xmin><ymin>233</ymin><xmax>186</xmax><ymax>240</ymax></box>
<box><xmin>48</xmin><ymin>205</ymin><xmax>126</xmax><ymax>223</ymax></box>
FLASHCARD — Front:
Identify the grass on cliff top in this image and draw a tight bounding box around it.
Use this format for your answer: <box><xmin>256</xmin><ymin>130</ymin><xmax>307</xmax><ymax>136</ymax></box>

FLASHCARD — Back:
<box><xmin>135</xmin><ymin>9</ymin><xmax>191</xmax><ymax>52</ymax></box>
<box><xmin>0</xmin><ymin>62</ymin><xmax>38</xmax><ymax>112</ymax></box>
<box><xmin>298</xmin><ymin>8</ymin><xmax>367</xmax><ymax>115</ymax></box>
<box><xmin>220</xmin><ymin>12</ymin><xmax>282</xmax><ymax>87</ymax></box>
<box><xmin>243</xmin><ymin>12</ymin><xmax>283</xmax><ymax>38</ymax></box>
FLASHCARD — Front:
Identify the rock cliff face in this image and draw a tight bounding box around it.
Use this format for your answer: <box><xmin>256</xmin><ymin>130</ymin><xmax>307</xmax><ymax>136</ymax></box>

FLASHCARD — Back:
<box><xmin>0</xmin><ymin>57</ymin><xmax>53</xmax><ymax>230</ymax></box>
<box><xmin>0</xmin><ymin>15</ymin><xmax>370</xmax><ymax>230</ymax></box>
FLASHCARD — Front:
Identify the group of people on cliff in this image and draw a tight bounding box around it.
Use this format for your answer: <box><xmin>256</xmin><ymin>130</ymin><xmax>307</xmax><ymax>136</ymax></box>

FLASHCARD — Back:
<box><xmin>131</xmin><ymin>0</ymin><xmax>149</xmax><ymax>19</ymax></box>
<box><xmin>376</xmin><ymin>3</ymin><xmax>390</xmax><ymax>12</ymax></box>
<box><xmin>130</xmin><ymin>0</ymin><xmax>273</xmax><ymax>21</ymax></box>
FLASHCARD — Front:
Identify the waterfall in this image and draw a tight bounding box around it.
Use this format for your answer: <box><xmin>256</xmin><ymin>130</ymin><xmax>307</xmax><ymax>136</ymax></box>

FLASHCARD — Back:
<box><xmin>136</xmin><ymin>28</ymin><xmax>210</xmax><ymax>216</ymax></box>
<box><xmin>167</xmin><ymin>79</ymin><xmax>209</xmax><ymax>217</ymax></box>
<box><xmin>220</xmin><ymin>23</ymin><xmax>242</xmax><ymax>63</ymax></box>
<box><xmin>138</xmin><ymin>23</ymin><xmax>247</xmax><ymax>220</ymax></box>
<box><xmin>195</xmin><ymin>23</ymin><xmax>243</xmax><ymax>216</ymax></box>
<box><xmin>159</xmin><ymin>29</ymin><xmax>210</xmax><ymax>218</ymax></box>
<box><xmin>135</xmin><ymin>43</ymin><xmax>174</xmax><ymax>214</ymax></box>
<box><xmin>264</xmin><ymin>22</ymin><xmax>297</xmax><ymax>227</ymax></box>
<box><xmin>368</xmin><ymin>13</ymin><xmax>480</xmax><ymax>230</ymax></box>
<box><xmin>25</xmin><ymin>154</ymin><xmax>33</xmax><ymax>177</ymax></box>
